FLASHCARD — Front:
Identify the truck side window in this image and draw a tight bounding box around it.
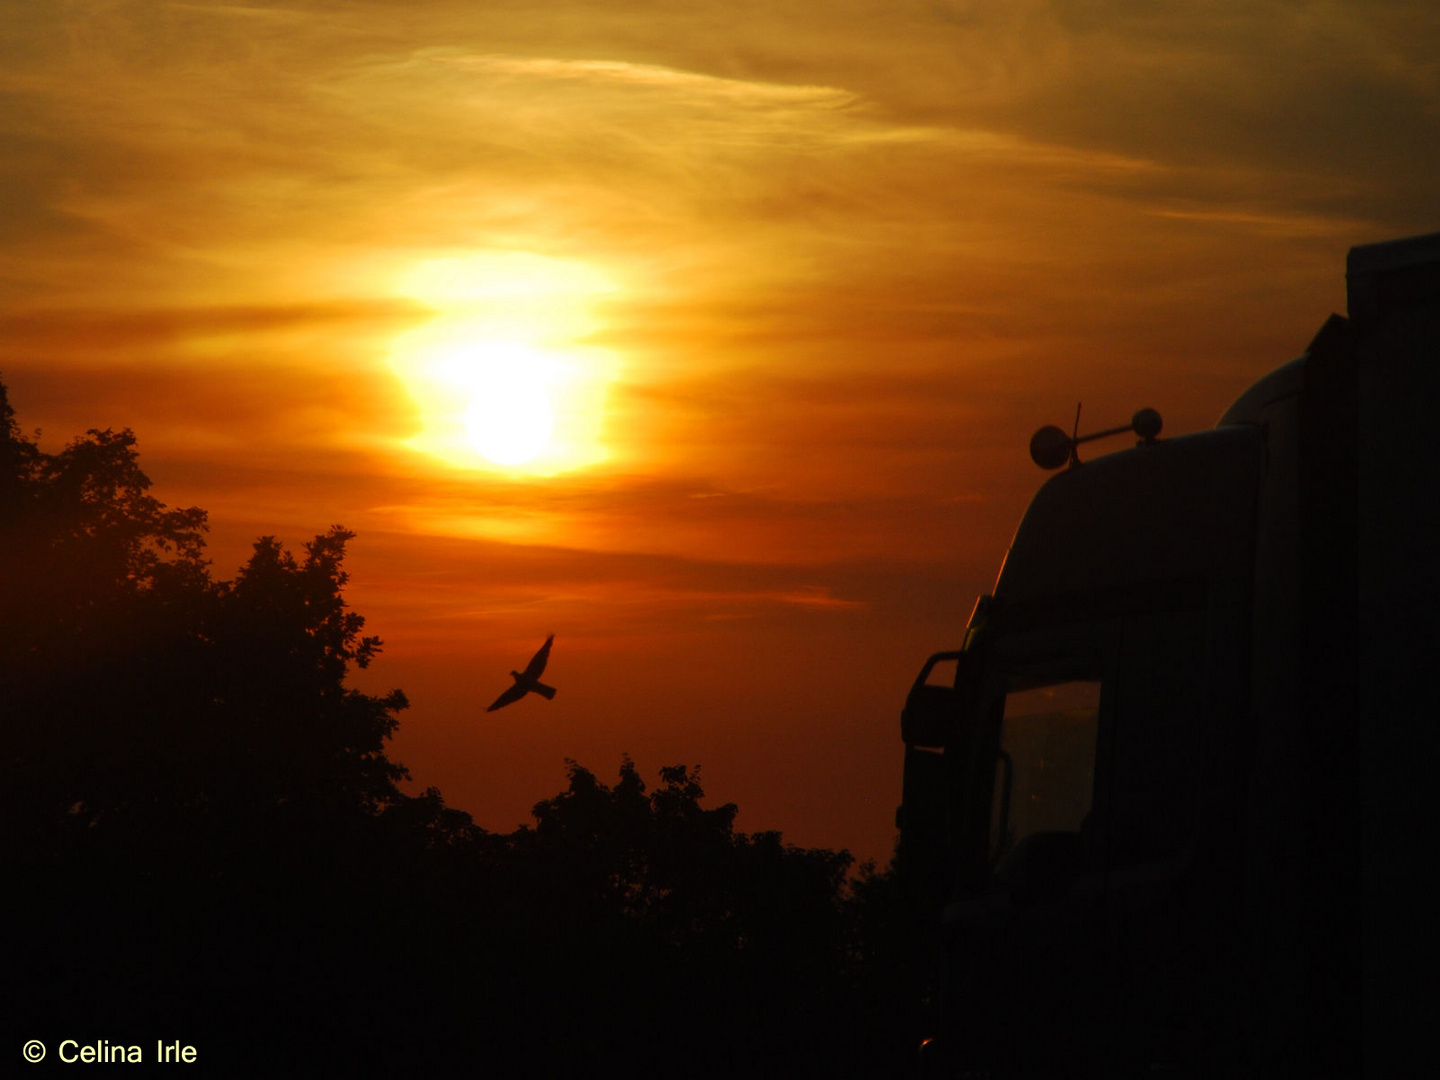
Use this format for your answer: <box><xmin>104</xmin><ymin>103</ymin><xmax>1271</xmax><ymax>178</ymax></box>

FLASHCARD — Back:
<box><xmin>989</xmin><ymin>678</ymin><xmax>1102</xmax><ymax>868</ymax></box>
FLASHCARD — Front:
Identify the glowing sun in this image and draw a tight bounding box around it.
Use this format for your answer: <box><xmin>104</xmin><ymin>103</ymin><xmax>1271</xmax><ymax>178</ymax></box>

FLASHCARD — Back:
<box><xmin>385</xmin><ymin>250</ymin><xmax>621</xmax><ymax>475</ymax></box>
<box><xmin>465</xmin><ymin>365</ymin><xmax>554</xmax><ymax>465</ymax></box>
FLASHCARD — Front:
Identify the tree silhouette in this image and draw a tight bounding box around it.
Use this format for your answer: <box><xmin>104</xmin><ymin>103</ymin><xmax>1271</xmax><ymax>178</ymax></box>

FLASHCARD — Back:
<box><xmin>3</xmin><ymin>385</ymin><xmax>207</xmax><ymax>847</ymax></box>
<box><xmin>486</xmin><ymin>758</ymin><xmax>868</xmax><ymax>1076</ymax></box>
<box><xmin>3</xmin><ymin>377</ymin><xmax>931</xmax><ymax>1077</ymax></box>
<box><xmin>1</xmin><ymin>379</ymin><xmax>409</xmax><ymax>853</ymax></box>
<box><xmin>3</xmin><ymin>378</ymin><xmax>424</xmax><ymax>1069</ymax></box>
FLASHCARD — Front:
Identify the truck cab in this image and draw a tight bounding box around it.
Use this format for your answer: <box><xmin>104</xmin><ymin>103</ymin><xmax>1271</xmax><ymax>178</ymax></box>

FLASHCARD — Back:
<box><xmin>899</xmin><ymin>231</ymin><xmax>1440</xmax><ymax>1076</ymax></box>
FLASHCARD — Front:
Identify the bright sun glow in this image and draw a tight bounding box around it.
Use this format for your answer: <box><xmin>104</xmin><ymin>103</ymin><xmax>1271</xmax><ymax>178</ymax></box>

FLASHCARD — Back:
<box><xmin>461</xmin><ymin>345</ymin><xmax>554</xmax><ymax>465</ymax></box>
<box><xmin>385</xmin><ymin>250</ymin><xmax>621</xmax><ymax>475</ymax></box>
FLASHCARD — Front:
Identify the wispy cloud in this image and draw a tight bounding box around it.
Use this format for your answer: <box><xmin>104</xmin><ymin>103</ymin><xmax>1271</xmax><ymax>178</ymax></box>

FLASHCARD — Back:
<box><xmin>0</xmin><ymin>299</ymin><xmax>427</xmax><ymax>351</ymax></box>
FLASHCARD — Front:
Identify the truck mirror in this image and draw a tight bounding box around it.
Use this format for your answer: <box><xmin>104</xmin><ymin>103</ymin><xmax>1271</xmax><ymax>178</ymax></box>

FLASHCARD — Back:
<box><xmin>901</xmin><ymin>650</ymin><xmax>981</xmax><ymax>748</ymax></box>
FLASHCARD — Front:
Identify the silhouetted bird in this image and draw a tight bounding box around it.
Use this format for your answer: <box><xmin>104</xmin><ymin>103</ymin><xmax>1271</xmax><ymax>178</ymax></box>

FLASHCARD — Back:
<box><xmin>486</xmin><ymin>634</ymin><xmax>557</xmax><ymax>712</ymax></box>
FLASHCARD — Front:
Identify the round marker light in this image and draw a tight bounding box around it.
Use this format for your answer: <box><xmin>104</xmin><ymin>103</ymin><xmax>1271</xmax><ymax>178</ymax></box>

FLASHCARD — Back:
<box><xmin>1132</xmin><ymin>407</ymin><xmax>1162</xmax><ymax>441</ymax></box>
<box><xmin>1030</xmin><ymin>425</ymin><xmax>1073</xmax><ymax>470</ymax></box>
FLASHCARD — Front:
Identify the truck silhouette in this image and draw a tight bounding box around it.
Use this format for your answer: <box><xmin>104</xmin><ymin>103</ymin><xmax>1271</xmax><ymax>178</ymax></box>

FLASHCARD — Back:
<box><xmin>898</xmin><ymin>231</ymin><xmax>1439</xmax><ymax>1077</ymax></box>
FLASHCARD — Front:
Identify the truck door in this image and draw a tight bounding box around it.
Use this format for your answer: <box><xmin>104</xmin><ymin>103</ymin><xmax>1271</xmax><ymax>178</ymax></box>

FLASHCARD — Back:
<box><xmin>944</xmin><ymin>589</ymin><xmax>1238</xmax><ymax>1075</ymax></box>
<box><xmin>945</xmin><ymin>619</ymin><xmax>1120</xmax><ymax>1075</ymax></box>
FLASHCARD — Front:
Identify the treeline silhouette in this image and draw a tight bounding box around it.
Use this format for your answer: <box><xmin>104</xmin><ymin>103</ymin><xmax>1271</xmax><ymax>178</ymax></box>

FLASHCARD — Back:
<box><xmin>2</xmin><ymin>380</ymin><xmax>935</xmax><ymax>1077</ymax></box>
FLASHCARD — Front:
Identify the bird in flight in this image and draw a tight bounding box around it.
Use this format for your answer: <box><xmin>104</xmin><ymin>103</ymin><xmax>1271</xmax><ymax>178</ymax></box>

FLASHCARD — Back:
<box><xmin>486</xmin><ymin>634</ymin><xmax>557</xmax><ymax>712</ymax></box>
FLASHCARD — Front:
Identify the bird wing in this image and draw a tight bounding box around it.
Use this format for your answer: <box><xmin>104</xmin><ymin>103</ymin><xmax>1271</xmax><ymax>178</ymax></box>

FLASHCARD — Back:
<box><xmin>486</xmin><ymin>683</ymin><xmax>529</xmax><ymax>712</ymax></box>
<box><xmin>521</xmin><ymin>634</ymin><xmax>554</xmax><ymax>680</ymax></box>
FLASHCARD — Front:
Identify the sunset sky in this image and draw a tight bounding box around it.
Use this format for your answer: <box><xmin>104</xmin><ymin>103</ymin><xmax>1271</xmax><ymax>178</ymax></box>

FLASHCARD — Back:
<box><xmin>3</xmin><ymin>0</ymin><xmax>1437</xmax><ymax>863</ymax></box>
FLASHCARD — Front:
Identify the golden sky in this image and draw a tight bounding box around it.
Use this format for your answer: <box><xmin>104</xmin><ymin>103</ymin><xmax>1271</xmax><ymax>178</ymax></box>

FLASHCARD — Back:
<box><xmin>3</xmin><ymin>0</ymin><xmax>1437</xmax><ymax>862</ymax></box>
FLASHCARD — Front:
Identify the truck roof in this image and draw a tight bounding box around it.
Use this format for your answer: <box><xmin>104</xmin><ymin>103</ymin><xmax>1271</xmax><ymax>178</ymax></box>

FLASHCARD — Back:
<box><xmin>992</xmin><ymin>424</ymin><xmax>1260</xmax><ymax>615</ymax></box>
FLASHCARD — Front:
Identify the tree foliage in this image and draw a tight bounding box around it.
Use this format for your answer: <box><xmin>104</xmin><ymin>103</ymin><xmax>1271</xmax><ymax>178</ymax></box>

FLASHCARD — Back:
<box><xmin>2</xmin><ymin>378</ymin><xmax>930</xmax><ymax>1077</ymax></box>
<box><xmin>1</xmin><ymin>380</ymin><xmax>410</xmax><ymax>850</ymax></box>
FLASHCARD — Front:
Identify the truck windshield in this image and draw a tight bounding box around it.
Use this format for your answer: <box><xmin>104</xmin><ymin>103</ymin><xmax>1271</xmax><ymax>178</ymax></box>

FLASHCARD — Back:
<box><xmin>990</xmin><ymin>679</ymin><xmax>1101</xmax><ymax>868</ymax></box>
